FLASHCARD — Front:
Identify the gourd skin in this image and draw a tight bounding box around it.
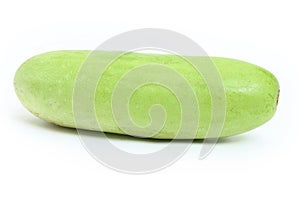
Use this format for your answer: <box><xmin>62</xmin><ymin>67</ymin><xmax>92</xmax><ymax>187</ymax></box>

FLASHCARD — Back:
<box><xmin>14</xmin><ymin>51</ymin><xmax>279</xmax><ymax>139</ymax></box>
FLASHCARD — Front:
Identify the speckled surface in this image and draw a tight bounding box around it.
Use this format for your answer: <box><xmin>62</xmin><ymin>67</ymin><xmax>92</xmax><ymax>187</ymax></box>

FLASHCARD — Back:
<box><xmin>14</xmin><ymin>51</ymin><xmax>279</xmax><ymax>139</ymax></box>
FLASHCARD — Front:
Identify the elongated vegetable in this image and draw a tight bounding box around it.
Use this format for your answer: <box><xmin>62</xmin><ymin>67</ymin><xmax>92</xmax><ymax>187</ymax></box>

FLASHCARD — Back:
<box><xmin>14</xmin><ymin>51</ymin><xmax>279</xmax><ymax>139</ymax></box>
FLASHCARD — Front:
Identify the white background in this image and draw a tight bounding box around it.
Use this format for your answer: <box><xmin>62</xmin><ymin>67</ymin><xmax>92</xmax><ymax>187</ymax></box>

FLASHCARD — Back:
<box><xmin>1</xmin><ymin>0</ymin><xmax>299</xmax><ymax>199</ymax></box>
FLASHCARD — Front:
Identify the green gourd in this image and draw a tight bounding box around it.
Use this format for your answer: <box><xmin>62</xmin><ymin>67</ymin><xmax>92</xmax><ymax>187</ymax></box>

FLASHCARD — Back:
<box><xmin>14</xmin><ymin>51</ymin><xmax>279</xmax><ymax>139</ymax></box>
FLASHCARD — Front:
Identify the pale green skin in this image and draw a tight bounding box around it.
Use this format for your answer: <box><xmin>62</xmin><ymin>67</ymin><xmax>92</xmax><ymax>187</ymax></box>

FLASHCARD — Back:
<box><xmin>14</xmin><ymin>51</ymin><xmax>279</xmax><ymax>139</ymax></box>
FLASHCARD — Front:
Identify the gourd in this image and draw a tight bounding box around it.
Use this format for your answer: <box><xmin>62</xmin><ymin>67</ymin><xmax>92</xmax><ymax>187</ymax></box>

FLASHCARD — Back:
<box><xmin>14</xmin><ymin>51</ymin><xmax>279</xmax><ymax>139</ymax></box>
